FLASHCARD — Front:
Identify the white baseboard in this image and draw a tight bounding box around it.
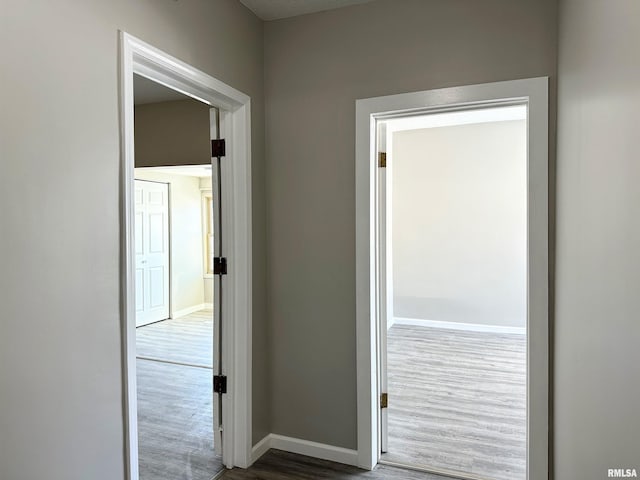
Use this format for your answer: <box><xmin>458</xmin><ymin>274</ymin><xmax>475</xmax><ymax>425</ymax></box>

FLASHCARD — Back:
<box><xmin>172</xmin><ymin>303</ymin><xmax>208</xmax><ymax>319</ymax></box>
<box><xmin>250</xmin><ymin>433</ymin><xmax>358</xmax><ymax>467</ymax></box>
<box><xmin>204</xmin><ymin>302</ymin><xmax>213</xmax><ymax>310</ymax></box>
<box><xmin>251</xmin><ymin>434</ymin><xmax>272</xmax><ymax>464</ymax></box>
<box><xmin>393</xmin><ymin>317</ymin><xmax>526</xmax><ymax>335</ymax></box>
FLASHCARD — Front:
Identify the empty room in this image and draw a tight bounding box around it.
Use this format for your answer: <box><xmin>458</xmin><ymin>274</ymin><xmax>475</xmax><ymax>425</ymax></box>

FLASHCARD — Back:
<box><xmin>380</xmin><ymin>106</ymin><xmax>528</xmax><ymax>479</ymax></box>
<box><xmin>2</xmin><ymin>1</ymin><xmax>639</xmax><ymax>480</ymax></box>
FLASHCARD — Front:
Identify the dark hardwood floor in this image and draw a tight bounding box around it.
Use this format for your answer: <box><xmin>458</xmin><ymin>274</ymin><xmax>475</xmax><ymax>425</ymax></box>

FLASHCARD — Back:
<box><xmin>222</xmin><ymin>450</ymin><xmax>448</xmax><ymax>480</ymax></box>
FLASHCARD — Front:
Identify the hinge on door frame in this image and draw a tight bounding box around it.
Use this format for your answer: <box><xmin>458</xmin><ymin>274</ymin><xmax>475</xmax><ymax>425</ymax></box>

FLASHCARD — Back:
<box><xmin>378</xmin><ymin>152</ymin><xmax>387</xmax><ymax>168</ymax></box>
<box><xmin>213</xmin><ymin>375</ymin><xmax>227</xmax><ymax>394</ymax></box>
<box><xmin>213</xmin><ymin>257</ymin><xmax>227</xmax><ymax>275</ymax></box>
<box><xmin>211</xmin><ymin>138</ymin><xmax>226</xmax><ymax>158</ymax></box>
<box><xmin>380</xmin><ymin>392</ymin><xmax>388</xmax><ymax>409</ymax></box>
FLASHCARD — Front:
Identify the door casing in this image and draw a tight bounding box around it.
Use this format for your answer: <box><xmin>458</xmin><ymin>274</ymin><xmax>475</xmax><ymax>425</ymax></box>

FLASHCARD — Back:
<box><xmin>119</xmin><ymin>32</ymin><xmax>253</xmax><ymax>479</ymax></box>
<box><xmin>355</xmin><ymin>77</ymin><xmax>549</xmax><ymax>479</ymax></box>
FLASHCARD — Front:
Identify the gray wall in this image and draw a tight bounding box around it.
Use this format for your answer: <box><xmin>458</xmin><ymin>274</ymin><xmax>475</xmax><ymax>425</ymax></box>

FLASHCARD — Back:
<box><xmin>392</xmin><ymin>121</ymin><xmax>527</xmax><ymax>328</ymax></box>
<box><xmin>555</xmin><ymin>0</ymin><xmax>640</xmax><ymax>478</ymax></box>
<box><xmin>0</xmin><ymin>1</ymin><xmax>268</xmax><ymax>479</ymax></box>
<box><xmin>264</xmin><ymin>0</ymin><xmax>557</xmax><ymax>449</ymax></box>
<box><xmin>11</xmin><ymin>0</ymin><xmax>640</xmax><ymax>477</ymax></box>
<box><xmin>135</xmin><ymin>99</ymin><xmax>211</xmax><ymax>167</ymax></box>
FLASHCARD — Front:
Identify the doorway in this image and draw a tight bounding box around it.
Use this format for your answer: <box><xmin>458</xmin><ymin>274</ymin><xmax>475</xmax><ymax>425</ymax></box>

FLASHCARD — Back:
<box><xmin>132</xmin><ymin>74</ymin><xmax>223</xmax><ymax>479</ymax></box>
<box><xmin>133</xmin><ymin>163</ymin><xmax>219</xmax><ymax>479</ymax></box>
<box><xmin>120</xmin><ymin>33</ymin><xmax>253</xmax><ymax>480</ymax></box>
<box><xmin>379</xmin><ymin>106</ymin><xmax>528</xmax><ymax>479</ymax></box>
<box><xmin>355</xmin><ymin>78</ymin><xmax>549</xmax><ymax>480</ymax></box>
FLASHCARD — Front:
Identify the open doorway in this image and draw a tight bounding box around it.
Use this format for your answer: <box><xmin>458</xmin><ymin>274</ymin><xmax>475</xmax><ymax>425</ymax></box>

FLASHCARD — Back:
<box><xmin>120</xmin><ymin>34</ymin><xmax>253</xmax><ymax>478</ymax></box>
<box><xmin>356</xmin><ymin>78</ymin><xmax>549</xmax><ymax>480</ymax></box>
<box><xmin>133</xmin><ymin>75</ymin><xmax>222</xmax><ymax>479</ymax></box>
<box><xmin>379</xmin><ymin>106</ymin><xmax>528</xmax><ymax>479</ymax></box>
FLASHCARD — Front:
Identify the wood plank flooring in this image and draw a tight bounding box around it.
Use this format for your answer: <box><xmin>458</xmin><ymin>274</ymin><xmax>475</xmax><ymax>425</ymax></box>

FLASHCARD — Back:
<box><xmin>136</xmin><ymin>309</ymin><xmax>222</xmax><ymax>480</ymax></box>
<box><xmin>135</xmin><ymin>311</ymin><xmax>524</xmax><ymax>480</ymax></box>
<box><xmin>136</xmin><ymin>309</ymin><xmax>213</xmax><ymax>367</ymax></box>
<box><xmin>222</xmin><ymin>449</ymin><xmax>448</xmax><ymax>480</ymax></box>
<box><xmin>382</xmin><ymin>325</ymin><xmax>527</xmax><ymax>480</ymax></box>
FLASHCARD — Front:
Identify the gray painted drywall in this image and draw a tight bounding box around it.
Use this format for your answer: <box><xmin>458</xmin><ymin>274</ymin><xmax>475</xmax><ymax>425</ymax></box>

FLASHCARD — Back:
<box><xmin>0</xmin><ymin>1</ymin><xmax>267</xmax><ymax>479</ymax></box>
<box><xmin>134</xmin><ymin>99</ymin><xmax>211</xmax><ymax>167</ymax></box>
<box><xmin>393</xmin><ymin>121</ymin><xmax>527</xmax><ymax>328</ymax></box>
<box><xmin>555</xmin><ymin>1</ymin><xmax>640</xmax><ymax>478</ymax></box>
<box><xmin>134</xmin><ymin>171</ymin><xmax>206</xmax><ymax>315</ymax></box>
<box><xmin>264</xmin><ymin>0</ymin><xmax>557</xmax><ymax>449</ymax></box>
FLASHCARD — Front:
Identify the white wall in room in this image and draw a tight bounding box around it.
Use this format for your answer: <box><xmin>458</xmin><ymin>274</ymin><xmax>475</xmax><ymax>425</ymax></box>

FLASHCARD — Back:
<box><xmin>134</xmin><ymin>169</ymin><xmax>205</xmax><ymax>316</ymax></box>
<box><xmin>392</xmin><ymin>120</ymin><xmax>527</xmax><ymax>329</ymax></box>
<box><xmin>200</xmin><ymin>176</ymin><xmax>214</xmax><ymax>305</ymax></box>
<box><xmin>200</xmin><ymin>176</ymin><xmax>213</xmax><ymax>191</ymax></box>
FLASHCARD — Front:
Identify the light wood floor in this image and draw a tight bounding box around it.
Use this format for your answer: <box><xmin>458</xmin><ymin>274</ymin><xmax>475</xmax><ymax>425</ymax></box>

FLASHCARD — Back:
<box><xmin>137</xmin><ymin>309</ymin><xmax>213</xmax><ymax>367</ymax></box>
<box><xmin>222</xmin><ymin>449</ymin><xmax>448</xmax><ymax>480</ymax></box>
<box><xmin>136</xmin><ymin>312</ymin><xmax>525</xmax><ymax>480</ymax></box>
<box><xmin>382</xmin><ymin>325</ymin><xmax>527</xmax><ymax>480</ymax></box>
<box><xmin>136</xmin><ymin>309</ymin><xmax>222</xmax><ymax>480</ymax></box>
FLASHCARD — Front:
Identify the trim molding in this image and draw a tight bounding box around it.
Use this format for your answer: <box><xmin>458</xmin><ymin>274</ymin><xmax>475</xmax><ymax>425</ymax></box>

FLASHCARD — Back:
<box><xmin>172</xmin><ymin>303</ymin><xmax>209</xmax><ymax>319</ymax></box>
<box><xmin>250</xmin><ymin>434</ymin><xmax>272</xmax><ymax>464</ymax></box>
<box><xmin>393</xmin><ymin>317</ymin><xmax>526</xmax><ymax>335</ymax></box>
<box><xmin>211</xmin><ymin>469</ymin><xmax>227</xmax><ymax>480</ymax></box>
<box><xmin>355</xmin><ymin>77</ymin><xmax>549</xmax><ymax>475</ymax></box>
<box><xmin>251</xmin><ymin>434</ymin><xmax>359</xmax><ymax>467</ymax></box>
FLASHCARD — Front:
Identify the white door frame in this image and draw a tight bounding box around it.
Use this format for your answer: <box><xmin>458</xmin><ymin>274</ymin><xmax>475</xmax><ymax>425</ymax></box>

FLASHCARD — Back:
<box><xmin>119</xmin><ymin>32</ymin><xmax>253</xmax><ymax>479</ymax></box>
<box><xmin>355</xmin><ymin>78</ymin><xmax>549</xmax><ymax>478</ymax></box>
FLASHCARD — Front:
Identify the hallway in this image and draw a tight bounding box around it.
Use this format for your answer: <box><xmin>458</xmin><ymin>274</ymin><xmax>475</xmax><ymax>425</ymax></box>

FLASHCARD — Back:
<box><xmin>222</xmin><ymin>450</ymin><xmax>448</xmax><ymax>480</ymax></box>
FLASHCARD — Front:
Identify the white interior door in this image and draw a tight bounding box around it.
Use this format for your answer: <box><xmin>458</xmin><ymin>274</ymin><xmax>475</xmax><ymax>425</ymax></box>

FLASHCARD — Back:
<box><xmin>377</xmin><ymin>121</ymin><xmax>389</xmax><ymax>454</ymax></box>
<box><xmin>210</xmin><ymin>107</ymin><xmax>223</xmax><ymax>458</ymax></box>
<box><xmin>134</xmin><ymin>180</ymin><xmax>170</xmax><ymax>327</ymax></box>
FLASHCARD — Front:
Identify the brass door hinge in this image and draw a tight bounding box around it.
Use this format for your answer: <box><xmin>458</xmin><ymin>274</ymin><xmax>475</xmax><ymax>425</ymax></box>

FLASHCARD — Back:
<box><xmin>378</xmin><ymin>152</ymin><xmax>387</xmax><ymax>168</ymax></box>
<box><xmin>380</xmin><ymin>392</ymin><xmax>388</xmax><ymax>409</ymax></box>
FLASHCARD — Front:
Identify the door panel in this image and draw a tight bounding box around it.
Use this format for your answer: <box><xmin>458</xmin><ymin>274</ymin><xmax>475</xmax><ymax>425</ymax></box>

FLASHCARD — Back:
<box><xmin>135</xmin><ymin>180</ymin><xmax>170</xmax><ymax>327</ymax></box>
<box><xmin>211</xmin><ymin>107</ymin><xmax>223</xmax><ymax>458</ymax></box>
<box><xmin>135</xmin><ymin>269</ymin><xmax>144</xmax><ymax>312</ymax></box>
<box><xmin>149</xmin><ymin>213</ymin><xmax>165</xmax><ymax>252</ymax></box>
<box><xmin>377</xmin><ymin>121</ymin><xmax>389</xmax><ymax>454</ymax></box>
<box><xmin>148</xmin><ymin>267</ymin><xmax>165</xmax><ymax>308</ymax></box>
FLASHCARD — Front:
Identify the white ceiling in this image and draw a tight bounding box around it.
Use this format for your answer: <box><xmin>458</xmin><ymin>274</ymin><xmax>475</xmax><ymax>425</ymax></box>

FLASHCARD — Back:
<box><xmin>134</xmin><ymin>74</ymin><xmax>188</xmax><ymax>105</ymax></box>
<box><xmin>386</xmin><ymin>105</ymin><xmax>528</xmax><ymax>133</ymax></box>
<box><xmin>239</xmin><ymin>0</ymin><xmax>375</xmax><ymax>21</ymax></box>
